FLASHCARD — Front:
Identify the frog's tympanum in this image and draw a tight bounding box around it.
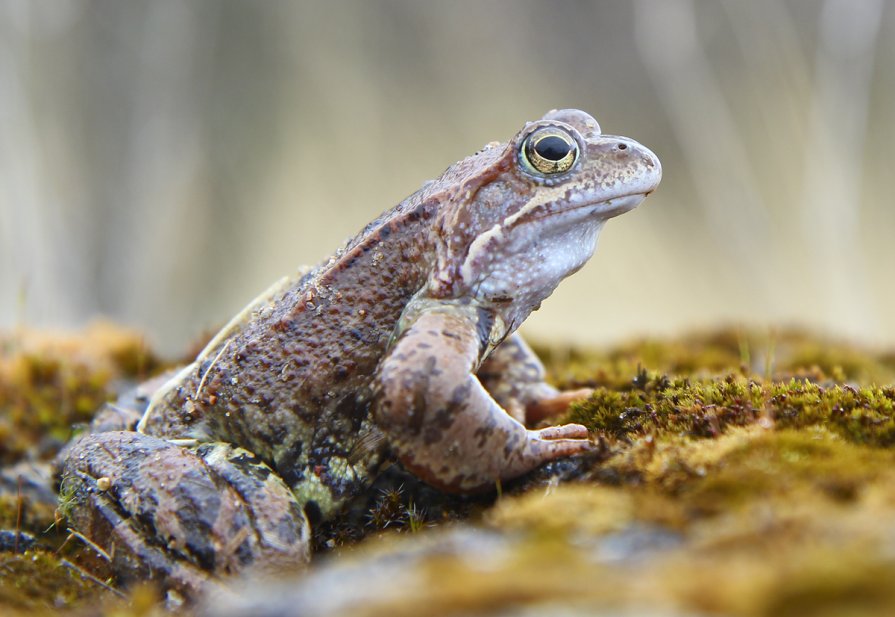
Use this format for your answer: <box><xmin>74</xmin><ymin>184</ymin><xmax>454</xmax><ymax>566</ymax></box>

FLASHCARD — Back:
<box><xmin>59</xmin><ymin>109</ymin><xmax>661</xmax><ymax>597</ymax></box>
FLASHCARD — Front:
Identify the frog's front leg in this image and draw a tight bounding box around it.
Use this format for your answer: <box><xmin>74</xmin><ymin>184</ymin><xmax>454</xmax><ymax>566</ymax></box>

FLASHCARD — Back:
<box><xmin>59</xmin><ymin>431</ymin><xmax>310</xmax><ymax>599</ymax></box>
<box><xmin>374</xmin><ymin>309</ymin><xmax>593</xmax><ymax>493</ymax></box>
<box><xmin>477</xmin><ymin>334</ymin><xmax>593</xmax><ymax>426</ymax></box>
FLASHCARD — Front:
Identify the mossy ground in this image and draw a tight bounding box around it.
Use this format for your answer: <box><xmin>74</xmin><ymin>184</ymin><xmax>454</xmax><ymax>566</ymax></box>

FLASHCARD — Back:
<box><xmin>2</xmin><ymin>325</ymin><xmax>895</xmax><ymax>615</ymax></box>
<box><xmin>0</xmin><ymin>323</ymin><xmax>160</xmax><ymax>467</ymax></box>
<box><xmin>0</xmin><ymin>324</ymin><xmax>166</xmax><ymax>616</ymax></box>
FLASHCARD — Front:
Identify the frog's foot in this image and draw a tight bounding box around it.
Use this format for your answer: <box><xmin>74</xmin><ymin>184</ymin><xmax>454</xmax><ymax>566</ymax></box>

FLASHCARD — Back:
<box><xmin>525</xmin><ymin>388</ymin><xmax>594</xmax><ymax>424</ymax></box>
<box><xmin>59</xmin><ymin>431</ymin><xmax>310</xmax><ymax>600</ymax></box>
<box><xmin>376</xmin><ymin>309</ymin><xmax>594</xmax><ymax>493</ymax></box>
<box><xmin>532</xmin><ymin>423</ymin><xmax>589</xmax><ymax>440</ymax></box>
<box><xmin>477</xmin><ymin>334</ymin><xmax>592</xmax><ymax>426</ymax></box>
<box><xmin>516</xmin><ymin>423</ymin><xmax>593</xmax><ymax>469</ymax></box>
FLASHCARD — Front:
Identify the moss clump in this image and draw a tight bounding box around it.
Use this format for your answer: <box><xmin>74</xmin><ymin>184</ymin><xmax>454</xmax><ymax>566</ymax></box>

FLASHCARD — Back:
<box><xmin>568</xmin><ymin>371</ymin><xmax>895</xmax><ymax>448</ymax></box>
<box><xmin>0</xmin><ymin>323</ymin><xmax>160</xmax><ymax>466</ymax></box>
<box><xmin>569</xmin><ymin>372</ymin><xmax>764</xmax><ymax>439</ymax></box>
<box><xmin>651</xmin><ymin>428</ymin><xmax>895</xmax><ymax>512</ymax></box>
<box><xmin>538</xmin><ymin>328</ymin><xmax>895</xmax><ymax>390</ymax></box>
<box><xmin>0</xmin><ymin>550</ymin><xmax>109</xmax><ymax>613</ymax></box>
<box><xmin>491</xmin><ymin>426</ymin><xmax>895</xmax><ymax>537</ymax></box>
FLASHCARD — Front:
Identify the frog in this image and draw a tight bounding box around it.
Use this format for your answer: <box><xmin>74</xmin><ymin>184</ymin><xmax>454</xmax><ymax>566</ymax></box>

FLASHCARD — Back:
<box><xmin>58</xmin><ymin>109</ymin><xmax>661</xmax><ymax>599</ymax></box>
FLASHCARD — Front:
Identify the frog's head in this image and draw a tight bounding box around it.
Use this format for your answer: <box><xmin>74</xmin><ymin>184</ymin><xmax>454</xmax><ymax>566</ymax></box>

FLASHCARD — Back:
<box><xmin>428</xmin><ymin>109</ymin><xmax>662</xmax><ymax>333</ymax></box>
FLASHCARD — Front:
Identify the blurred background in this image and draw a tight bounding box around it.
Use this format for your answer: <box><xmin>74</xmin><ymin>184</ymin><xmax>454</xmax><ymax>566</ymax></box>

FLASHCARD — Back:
<box><xmin>1</xmin><ymin>0</ymin><xmax>893</xmax><ymax>355</ymax></box>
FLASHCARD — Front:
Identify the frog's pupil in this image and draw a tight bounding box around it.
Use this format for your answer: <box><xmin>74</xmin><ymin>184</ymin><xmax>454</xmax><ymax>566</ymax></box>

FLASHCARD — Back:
<box><xmin>534</xmin><ymin>136</ymin><xmax>571</xmax><ymax>161</ymax></box>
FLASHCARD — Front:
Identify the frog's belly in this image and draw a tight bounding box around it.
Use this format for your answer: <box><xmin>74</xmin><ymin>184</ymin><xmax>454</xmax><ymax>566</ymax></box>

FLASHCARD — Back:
<box><xmin>202</xmin><ymin>381</ymin><xmax>388</xmax><ymax>522</ymax></box>
<box><xmin>140</xmin><ymin>358</ymin><xmax>388</xmax><ymax>521</ymax></box>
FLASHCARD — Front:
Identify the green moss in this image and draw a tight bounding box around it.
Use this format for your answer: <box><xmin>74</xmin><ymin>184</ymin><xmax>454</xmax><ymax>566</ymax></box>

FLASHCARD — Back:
<box><xmin>538</xmin><ymin>328</ymin><xmax>895</xmax><ymax>389</ymax></box>
<box><xmin>0</xmin><ymin>323</ymin><xmax>161</xmax><ymax>466</ymax></box>
<box><xmin>568</xmin><ymin>372</ymin><xmax>895</xmax><ymax>448</ymax></box>
<box><xmin>3</xmin><ymin>325</ymin><xmax>895</xmax><ymax>615</ymax></box>
<box><xmin>568</xmin><ymin>372</ymin><xmax>759</xmax><ymax>439</ymax></box>
<box><xmin>0</xmin><ymin>550</ymin><xmax>108</xmax><ymax>612</ymax></box>
<box><xmin>668</xmin><ymin>429</ymin><xmax>894</xmax><ymax>512</ymax></box>
<box><xmin>756</xmin><ymin>554</ymin><xmax>895</xmax><ymax>617</ymax></box>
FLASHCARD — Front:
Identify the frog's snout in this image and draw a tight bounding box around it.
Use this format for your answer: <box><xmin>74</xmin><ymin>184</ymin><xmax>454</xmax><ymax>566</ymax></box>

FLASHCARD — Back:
<box><xmin>605</xmin><ymin>135</ymin><xmax>662</xmax><ymax>195</ymax></box>
<box><xmin>639</xmin><ymin>144</ymin><xmax>662</xmax><ymax>193</ymax></box>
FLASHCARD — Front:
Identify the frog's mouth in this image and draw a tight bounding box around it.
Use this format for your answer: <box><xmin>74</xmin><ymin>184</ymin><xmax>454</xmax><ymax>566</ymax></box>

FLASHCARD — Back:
<box><xmin>568</xmin><ymin>191</ymin><xmax>649</xmax><ymax>219</ymax></box>
<box><xmin>512</xmin><ymin>190</ymin><xmax>651</xmax><ymax>228</ymax></box>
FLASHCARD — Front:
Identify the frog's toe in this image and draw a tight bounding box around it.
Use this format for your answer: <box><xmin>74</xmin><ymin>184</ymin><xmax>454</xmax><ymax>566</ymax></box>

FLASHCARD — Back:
<box><xmin>525</xmin><ymin>388</ymin><xmax>594</xmax><ymax>424</ymax></box>
<box><xmin>533</xmin><ymin>423</ymin><xmax>590</xmax><ymax>440</ymax></box>
<box><xmin>523</xmin><ymin>424</ymin><xmax>594</xmax><ymax>464</ymax></box>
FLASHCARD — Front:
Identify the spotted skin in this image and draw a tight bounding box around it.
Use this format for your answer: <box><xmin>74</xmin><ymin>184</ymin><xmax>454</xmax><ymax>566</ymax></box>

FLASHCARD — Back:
<box><xmin>59</xmin><ymin>109</ymin><xmax>661</xmax><ymax>597</ymax></box>
<box><xmin>61</xmin><ymin>433</ymin><xmax>308</xmax><ymax>599</ymax></box>
<box><xmin>375</xmin><ymin>309</ymin><xmax>593</xmax><ymax>492</ymax></box>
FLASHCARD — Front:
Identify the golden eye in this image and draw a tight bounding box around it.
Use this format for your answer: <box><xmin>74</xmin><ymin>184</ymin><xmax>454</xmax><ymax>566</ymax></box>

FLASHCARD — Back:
<box><xmin>522</xmin><ymin>128</ymin><xmax>578</xmax><ymax>175</ymax></box>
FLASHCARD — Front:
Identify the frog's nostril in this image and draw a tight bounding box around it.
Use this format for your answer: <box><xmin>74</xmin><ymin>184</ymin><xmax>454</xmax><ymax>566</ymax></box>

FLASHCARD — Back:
<box><xmin>616</xmin><ymin>143</ymin><xmax>628</xmax><ymax>151</ymax></box>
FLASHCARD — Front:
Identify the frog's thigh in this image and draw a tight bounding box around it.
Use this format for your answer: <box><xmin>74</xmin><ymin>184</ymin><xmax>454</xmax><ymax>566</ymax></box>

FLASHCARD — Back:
<box><xmin>60</xmin><ymin>432</ymin><xmax>309</xmax><ymax>596</ymax></box>
<box><xmin>477</xmin><ymin>334</ymin><xmax>592</xmax><ymax>425</ymax></box>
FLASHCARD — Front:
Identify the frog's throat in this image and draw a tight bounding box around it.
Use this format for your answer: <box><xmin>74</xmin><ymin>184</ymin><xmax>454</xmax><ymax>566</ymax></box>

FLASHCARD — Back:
<box><xmin>457</xmin><ymin>189</ymin><xmax>646</xmax><ymax>288</ymax></box>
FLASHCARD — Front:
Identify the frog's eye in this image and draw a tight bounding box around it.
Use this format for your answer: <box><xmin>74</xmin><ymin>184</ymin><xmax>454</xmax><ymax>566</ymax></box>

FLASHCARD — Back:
<box><xmin>521</xmin><ymin>128</ymin><xmax>579</xmax><ymax>175</ymax></box>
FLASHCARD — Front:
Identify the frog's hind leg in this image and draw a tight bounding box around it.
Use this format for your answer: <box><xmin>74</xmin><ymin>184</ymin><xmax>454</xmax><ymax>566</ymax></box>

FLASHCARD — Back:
<box><xmin>59</xmin><ymin>431</ymin><xmax>309</xmax><ymax>599</ymax></box>
<box><xmin>477</xmin><ymin>334</ymin><xmax>592</xmax><ymax>425</ymax></box>
<box><xmin>14</xmin><ymin>372</ymin><xmax>181</xmax><ymax>515</ymax></box>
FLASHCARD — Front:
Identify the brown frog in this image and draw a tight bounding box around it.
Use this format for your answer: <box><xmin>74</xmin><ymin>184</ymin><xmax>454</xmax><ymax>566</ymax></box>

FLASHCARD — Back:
<box><xmin>59</xmin><ymin>109</ymin><xmax>661</xmax><ymax>598</ymax></box>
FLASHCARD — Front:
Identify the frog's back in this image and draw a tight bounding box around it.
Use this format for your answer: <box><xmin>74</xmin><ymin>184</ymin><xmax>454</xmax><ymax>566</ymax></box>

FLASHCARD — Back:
<box><xmin>139</xmin><ymin>193</ymin><xmax>442</xmax><ymax>515</ymax></box>
<box><xmin>138</xmin><ymin>144</ymin><xmax>511</xmax><ymax>515</ymax></box>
